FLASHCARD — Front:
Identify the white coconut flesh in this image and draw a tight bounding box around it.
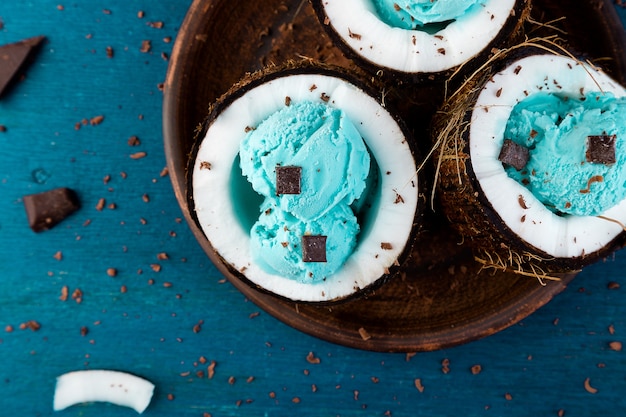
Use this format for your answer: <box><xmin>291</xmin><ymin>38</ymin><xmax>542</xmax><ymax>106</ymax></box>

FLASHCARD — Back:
<box><xmin>469</xmin><ymin>54</ymin><xmax>626</xmax><ymax>259</ymax></box>
<box><xmin>319</xmin><ymin>0</ymin><xmax>516</xmax><ymax>74</ymax></box>
<box><xmin>192</xmin><ymin>73</ymin><xmax>419</xmax><ymax>302</ymax></box>
<box><xmin>53</xmin><ymin>370</ymin><xmax>155</xmax><ymax>413</ymax></box>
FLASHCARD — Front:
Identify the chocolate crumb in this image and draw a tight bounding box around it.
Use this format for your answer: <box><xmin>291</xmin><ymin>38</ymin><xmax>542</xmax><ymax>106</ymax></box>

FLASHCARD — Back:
<box><xmin>306</xmin><ymin>351</ymin><xmax>321</xmax><ymax>364</ymax></box>
<box><xmin>584</xmin><ymin>378</ymin><xmax>598</xmax><ymax>394</ymax></box>
<box><xmin>348</xmin><ymin>28</ymin><xmax>362</xmax><ymax>40</ymax></box>
<box><xmin>106</xmin><ymin>46</ymin><xmax>113</xmax><ymax>58</ymax></box>
<box><xmin>609</xmin><ymin>341</ymin><xmax>622</xmax><ymax>351</ymax></box>
<box><xmin>414</xmin><ymin>378</ymin><xmax>425</xmax><ymax>393</ymax></box>
<box><xmin>518</xmin><ymin>195</ymin><xmax>528</xmax><ymax>209</ymax></box>
<box><xmin>128</xmin><ymin>135</ymin><xmax>141</xmax><ymax>146</ymax></box>
<box><xmin>498</xmin><ymin>139</ymin><xmax>529</xmax><ymax>171</ymax></box>
<box><xmin>285</xmin><ymin>96</ymin><xmax>292</xmax><ymax>106</ymax></box>
<box><xmin>441</xmin><ymin>358</ymin><xmax>450</xmax><ymax>374</ymax></box>
<box><xmin>60</xmin><ymin>285</ymin><xmax>69</xmax><ymax>301</ymax></box>
<box><xmin>20</xmin><ymin>320</ymin><xmax>41</xmax><ymax>331</ymax></box>
<box><xmin>358</xmin><ymin>327</ymin><xmax>371</xmax><ymax>341</ymax></box>
<box><xmin>380</xmin><ymin>242</ymin><xmax>393</xmax><ymax>250</ymax></box>
<box><xmin>130</xmin><ymin>151</ymin><xmax>147</xmax><ymax>159</ymax></box>
<box><xmin>90</xmin><ymin>115</ymin><xmax>104</xmax><ymax>125</ymax></box>
<box><xmin>140</xmin><ymin>40</ymin><xmax>151</xmax><ymax>53</ymax></box>
<box><xmin>207</xmin><ymin>361</ymin><xmax>217</xmax><ymax>379</ymax></box>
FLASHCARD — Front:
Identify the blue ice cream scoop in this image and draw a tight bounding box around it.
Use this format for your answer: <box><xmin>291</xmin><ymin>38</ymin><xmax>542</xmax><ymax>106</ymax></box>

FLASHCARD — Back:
<box><xmin>504</xmin><ymin>92</ymin><xmax>626</xmax><ymax>216</ymax></box>
<box><xmin>372</xmin><ymin>0</ymin><xmax>483</xmax><ymax>30</ymax></box>
<box><xmin>240</xmin><ymin>101</ymin><xmax>370</xmax><ymax>222</ymax></box>
<box><xmin>250</xmin><ymin>198</ymin><xmax>360</xmax><ymax>284</ymax></box>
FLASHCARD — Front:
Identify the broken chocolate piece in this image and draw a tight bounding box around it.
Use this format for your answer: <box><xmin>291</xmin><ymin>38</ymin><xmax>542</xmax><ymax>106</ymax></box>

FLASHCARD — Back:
<box><xmin>302</xmin><ymin>235</ymin><xmax>327</xmax><ymax>263</ymax></box>
<box><xmin>275</xmin><ymin>165</ymin><xmax>302</xmax><ymax>195</ymax></box>
<box><xmin>498</xmin><ymin>139</ymin><xmax>529</xmax><ymax>171</ymax></box>
<box><xmin>23</xmin><ymin>187</ymin><xmax>80</xmax><ymax>232</ymax></box>
<box><xmin>0</xmin><ymin>36</ymin><xmax>46</xmax><ymax>97</ymax></box>
<box><xmin>586</xmin><ymin>135</ymin><xmax>616</xmax><ymax>165</ymax></box>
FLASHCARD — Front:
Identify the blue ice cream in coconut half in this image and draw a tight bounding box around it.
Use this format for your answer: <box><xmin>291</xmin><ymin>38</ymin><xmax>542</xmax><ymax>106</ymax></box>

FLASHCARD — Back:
<box><xmin>312</xmin><ymin>0</ymin><xmax>530</xmax><ymax>79</ymax></box>
<box><xmin>434</xmin><ymin>50</ymin><xmax>626</xmax><ymax>273</ymax></box>
<box><xmin>189</xmin><ymin>66</ymin><xmax>421</xmax><ymax>302</ymax></box>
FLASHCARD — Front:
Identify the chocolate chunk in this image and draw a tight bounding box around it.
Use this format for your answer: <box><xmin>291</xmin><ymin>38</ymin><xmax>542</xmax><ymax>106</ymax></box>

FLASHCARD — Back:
<box><xmin>586</xmin><ymin>135</ymin><xmax>616</xmax><ymax>165</ymax></box>
<box><xmin>0</xmin><ymin>36</ymin><xmax>46</xmax><ymax>98</ymax></box>
<box><xmin>275</xmin><ymin>165</ymin><xmax>301</xmax><ymax>195</ymax></box>
<box><xmin>498</xmin><ymin>139</ymin><xmax>529</xmax><ymax>171</ymax></box>
<box><xmin>302</xmin><ymin>235</ymin><xmax>327</xmax><ymax>263</ymax></box>
<box><xmin>23</xmin><ymin>187</ymin><xmax>80</xmax><ymax>232</ymax></box>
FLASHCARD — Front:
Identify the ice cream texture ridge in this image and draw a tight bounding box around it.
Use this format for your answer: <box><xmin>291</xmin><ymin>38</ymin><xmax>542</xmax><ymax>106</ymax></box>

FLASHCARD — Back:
<box><xmin>239</xmin><ymin>101</ymin><xmax>371</xmax><ymax>283</ymax></box>
<box><xmin>504</xmin><ymin>92</ymin><xmax>626</xmax><ymax>216</ymax></box>
<box><xmin>372</xmin><ymin>0</ymin><xmax>483</xmax><ymax>30</ymax></box>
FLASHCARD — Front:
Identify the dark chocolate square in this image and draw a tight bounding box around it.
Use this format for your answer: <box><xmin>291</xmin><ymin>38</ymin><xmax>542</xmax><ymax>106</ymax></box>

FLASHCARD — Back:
<box><xmin>23</xmin><ymin>187</ymin><xmax>80</xmax><ymax>232</ymax></box>
<box><xmin>0</xmin><ymin>36</ymin><xmax>46</xmax><ymax>98</ymax></box>
<box><xmin>302</xmin><ymin>235</ymin><xmax>327</xmax><ymax>263</ymax></box>
<box><xmin>276</xmin><ymin>165</ymin><xmax>301</xmax><ymax>195</ymax></box>
<box><xmin>586</xmin><ymin>135</ymin><xmax>616</xmax><ymax>165</ymax></box>
<box><xmin>498</xmin><ymin>139</ymin><xmax>530</xmax><ymax>171</ymax></box>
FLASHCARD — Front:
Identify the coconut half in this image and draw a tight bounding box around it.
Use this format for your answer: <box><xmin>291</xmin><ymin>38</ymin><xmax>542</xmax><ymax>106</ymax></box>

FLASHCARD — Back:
<box><xmin>311</xmin><ymin>0</ymin><xmax>530</xmax><ymax>79</ymax></box>
<box><xmin>435</xmin><ymin>49</ymin><xmax>626</xmax><ymax>273</ymax></box>
<box><xmin>189</xmin><ymin>65</ymin><xmax>421</xmax><ymax>302</ymax></box>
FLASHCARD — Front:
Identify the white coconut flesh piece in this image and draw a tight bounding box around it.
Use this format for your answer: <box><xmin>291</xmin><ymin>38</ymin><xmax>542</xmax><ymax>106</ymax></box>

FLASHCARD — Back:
<box><xmin>53</xmin><ymin>370</ymin><xmax>155</xmax><ymax>413</ymax></box>
<box><xmin>317</xmin><ymin>0</ymin><xmax>518</xmax><ymax>74</ymax></box>
<box><xmin>191</xmin><ymin>72</ymin><xmax>419</xmax><ymax>302</ymax></box>
<box><xmin>470</xmin><ymin>54</ymin><xmax>626</xmax><ymax>259</ymax></box>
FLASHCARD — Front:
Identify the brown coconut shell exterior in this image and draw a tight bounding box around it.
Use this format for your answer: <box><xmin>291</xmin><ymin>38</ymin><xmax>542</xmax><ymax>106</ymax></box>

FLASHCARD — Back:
<box><xmin>310</xmin><ymin>0</ymin><xmax>532</xmax><ymax>83</ymax></box>
<box><xmin>187</xmin><ymin>61</ymin><xmax>425</xmax><ymax>304</ymax></box>
<box><xmin>432</xmin><ymin>47</ymin><xmax>626</xmax><ymax>274</ymax></box>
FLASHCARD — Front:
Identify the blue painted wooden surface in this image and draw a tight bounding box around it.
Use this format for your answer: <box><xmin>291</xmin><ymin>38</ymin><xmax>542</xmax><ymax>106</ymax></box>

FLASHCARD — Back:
<box><xmin>1</xmin><ymin>1</ymin><xmax>626</xmax><ymax>416</ymax></box>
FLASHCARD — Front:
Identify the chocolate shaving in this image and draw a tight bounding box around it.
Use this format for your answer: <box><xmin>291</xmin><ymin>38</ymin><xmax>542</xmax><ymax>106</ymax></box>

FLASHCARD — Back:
<box><xmin>302</xmin><ymin>235</ymin><xmax>327</xmax><ymax>263</ymax></box>
<box><xmin>498</xmin><ymin>139</ymin><xmax>529</xmax><ymax>171</ymax></box>
<box><xmin>579</xmin><ymin>175</ymin><xmax>604</xmax><ymax>194</ymax></box>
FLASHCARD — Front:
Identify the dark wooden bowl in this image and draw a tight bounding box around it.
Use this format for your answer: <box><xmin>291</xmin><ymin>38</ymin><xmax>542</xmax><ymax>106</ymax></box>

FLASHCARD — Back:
<box><xmin>163</xmin><ymin>0</ymin><xmax>626</xmax><ymax>352</ymax></box>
